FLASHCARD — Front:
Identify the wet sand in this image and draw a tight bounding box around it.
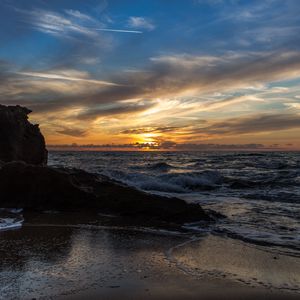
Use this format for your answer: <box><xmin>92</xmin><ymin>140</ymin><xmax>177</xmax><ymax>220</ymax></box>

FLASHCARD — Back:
<box><xmin>0</xmin><ymin>214</ymin><xmax>299</xmax><ymax>300</ymax></box>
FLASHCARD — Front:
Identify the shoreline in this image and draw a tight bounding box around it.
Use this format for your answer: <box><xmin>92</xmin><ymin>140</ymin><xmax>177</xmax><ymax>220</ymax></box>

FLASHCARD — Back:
<box><xmin>0</xmin><ymin>214</ymin><xmax>299</xmax><ymax>299</ymax></box>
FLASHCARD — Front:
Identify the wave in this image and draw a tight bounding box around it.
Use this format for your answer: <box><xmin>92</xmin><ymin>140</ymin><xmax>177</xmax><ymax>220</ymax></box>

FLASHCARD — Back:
<box><xmin>131</xmin><ymin>162</ymin><xmax>177</xmax><ymax>172</ymax></box>
<box><xmin>105</xmin><ymin>167</ymin><xmax>300</xmax><ymax>194</ymax></box>
<box><xmin>0</xmin><ymin>217</ymin><xmax>23</xmax><ymax>231</ymax></box>
<box><xmin>104</xmin><ymin>167</ymin><xmax>300</xmax><ymax>195</ymax></box>
<box><xmin>245</xmin><ymin>192</ymin><xmax>300</xmax><ymax>204</ymax></box>
<box><xmin>48</xmin><ymin>151</ymin><xmax>300</xmax><ymax>254</ymax></box>
<box><xmin>0</xmin><ymin>208</ymin><xmax>24</xmax><ymax>231</ymax></box>
<box><xmin>147</xmin><ymin>162</ymin><xmax>176</xmax><ymax>171</ymax></box>
<box><xmin>213</xmin><ymin>227</ymin><xmax>300</xmax><ymax>255</ymax></box>
<box><xmin>104</xmin><ymin>170</ymin><xmax>224</xmax><ymax>193</ymax></box>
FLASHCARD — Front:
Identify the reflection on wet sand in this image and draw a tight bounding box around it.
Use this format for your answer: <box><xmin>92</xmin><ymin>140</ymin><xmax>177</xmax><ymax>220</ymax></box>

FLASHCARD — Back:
<box><xmin>0</xmin><ymin>215</ymin><xmax>299</xmax><ymax>300</ymax></box>
<box><xmin>0</xmin><ymin>223</ymin><xmax>184</xmax><ymax>299</ymax></box>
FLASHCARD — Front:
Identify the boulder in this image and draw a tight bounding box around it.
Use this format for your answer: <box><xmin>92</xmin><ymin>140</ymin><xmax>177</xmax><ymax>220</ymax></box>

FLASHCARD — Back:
<box><xmin>0</xmin><ymin>162</ymin><xmax>212</xmax><ymax>224</ymax></box>
<box><xmin>0</xmin><ymin>105</ymin><xmax>47</xmax><ymax>165</ymax></box>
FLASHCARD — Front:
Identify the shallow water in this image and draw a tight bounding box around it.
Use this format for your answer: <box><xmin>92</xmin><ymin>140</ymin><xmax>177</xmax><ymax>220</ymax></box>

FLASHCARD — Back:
<box><xmin>0</xmin><ymin>224</ymin><xmax>184</xmax><ymax>299</ymax></box>
<box><xmin>0</xmin><ymin>222</ymin><xmax>299</xmax><ymax>299</ymax></box>
<box><xmin>46</xmin><ymin>151</ymin><xmax>300</xmax><ymax>255</ymax></box>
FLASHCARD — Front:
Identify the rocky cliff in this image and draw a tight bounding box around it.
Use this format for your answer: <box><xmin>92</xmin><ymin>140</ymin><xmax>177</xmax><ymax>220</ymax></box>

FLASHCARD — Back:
<box><xmin>0</xmin><ymin>105</ymin><xmax>47</xmax><ymax>165</ymax></box>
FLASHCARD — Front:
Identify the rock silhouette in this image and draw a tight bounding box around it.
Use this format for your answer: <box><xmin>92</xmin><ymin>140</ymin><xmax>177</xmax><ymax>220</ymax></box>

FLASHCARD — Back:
<box><xmin>0</xmin><ymin>105</ymin><xmax>47</xmax><ymax>165</ymax></box>
<box><xmin>0</xmin><ymin>161</ymin><xmax>212</xmax><ymax>223</ymax></box>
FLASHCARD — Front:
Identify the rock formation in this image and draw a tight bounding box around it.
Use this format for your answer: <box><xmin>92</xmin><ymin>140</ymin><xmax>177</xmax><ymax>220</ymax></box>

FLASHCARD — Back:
<box><xmin>0</xmin><ymin>162</ymin><xmax>212</xmax><ymax>223</ymax></box>
<box><xmin>0</xmin><ymin>105</ymin><xmax>47</xmax><ymax>165</ymax></box>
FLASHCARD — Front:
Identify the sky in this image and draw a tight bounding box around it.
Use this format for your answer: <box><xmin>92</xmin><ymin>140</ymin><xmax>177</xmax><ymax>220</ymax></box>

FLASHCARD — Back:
<box><xmin>1</xmin><ymin>0</ymin><xmax>300</xmax><ymax>150</ymax></box>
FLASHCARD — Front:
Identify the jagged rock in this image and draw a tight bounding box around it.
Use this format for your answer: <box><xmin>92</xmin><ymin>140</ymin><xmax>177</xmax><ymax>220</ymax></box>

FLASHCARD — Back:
<box><xmin>0</xmin><ymin>105</ymin><xmax>47</xmax><ymax>165</ymax></box>
<box><xmin>0</xmin><ymin>162</ymin><xmax>212</xmax><ymax>224</ymax></box>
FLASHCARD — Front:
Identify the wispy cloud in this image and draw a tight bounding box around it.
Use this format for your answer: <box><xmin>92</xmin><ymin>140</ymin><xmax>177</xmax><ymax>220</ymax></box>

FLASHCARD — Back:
<box><xmin>64</xmin><ymin>9</ymin><xmax>95</xmax><ymax>22</ymax></box>
<box><xmin>128</xmin><ymin>16</ymin><xmax>155</xmax><ymax>31</ymax></box>
<box><xmin>95</xmin><ymin>28</ymin><xmax>142</xmax><ymax>34</ymax></box>
<box><xmin>82</xmin><ymin>51</ymin><xmax>300</xmax><ymax>105</ymax></box>
<box><xmin>76</xmin><ymin>100</ymin><xmax>156</xmax><ymax>120</ymax></box>
<box><xmin>57</xmin><ymin>127</ymin><xmax>87</xmax><ymax>137</ymax></box>
<box><xmin>284</xmin><ymin>103</ymin><xmax>300</xmax><ymax>110</ymax></box>
<box><xmin>2</xmin><ymin>51</ymin><xmax>300</xmax><ymax>115</ymax></box>
<box><xmin>120</xmin><ymin>126</ymin><xmax>182</xmax><ymax>135</ymax></box>
<box><xmin>15</xmin><ymin>7</ymin><xmax>142</xmax><ymax>41</ymax></box>
<box><xmin>16</xmin><ymin>70</ymin><xmax>121</xmax><ymax>86</ymax></box>
<box><xmin>118</xmin><ymin>111</ymin><xmax>300</xmax><ymax>143</ymax></box>
<box><xmin>199</xmin><ymin>113</ymin><xmax>300</xmax><ymax>135</ymax></box>
<box><xmin>26</xmin><ymin>9</ymin><xmax>100</xmax><ymax>39</ymax></box>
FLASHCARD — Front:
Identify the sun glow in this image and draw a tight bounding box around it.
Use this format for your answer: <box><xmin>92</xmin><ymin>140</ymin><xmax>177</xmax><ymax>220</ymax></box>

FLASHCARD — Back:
<box><xmin>135</xmin><ymin>132</ymin><xmax>159</xmax><ymax>143</ymax></box>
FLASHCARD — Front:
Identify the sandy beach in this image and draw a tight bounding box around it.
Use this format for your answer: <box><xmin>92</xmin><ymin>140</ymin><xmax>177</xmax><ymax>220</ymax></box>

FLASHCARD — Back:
<box><xmin>0</xmin><ymin>213</ymin><xmax>299</xmax><ymax>300</ymax></box>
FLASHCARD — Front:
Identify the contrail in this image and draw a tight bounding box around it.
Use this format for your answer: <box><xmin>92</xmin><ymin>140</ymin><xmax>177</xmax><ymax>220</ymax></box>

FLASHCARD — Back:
<box><xmin>95</xmin><ymin>28</ymin><xmax>143</xmax><ymax>34</ymax></box>
<box><xmin>16</xmin><ymin>72</ymin><xmax>121</xmax><ymax>86</ymax></box>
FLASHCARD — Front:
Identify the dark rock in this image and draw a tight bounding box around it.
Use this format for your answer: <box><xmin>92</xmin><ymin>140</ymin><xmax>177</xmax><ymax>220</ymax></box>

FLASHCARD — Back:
<box><xmin>0</xmin><ymin>105</ymin><xmax>47</xmax><ymax>165</ymax></box>
<box><xmin>0</xmin><ymin>161</ymin><xmax>212</xmax><ymax>224</ymax></box>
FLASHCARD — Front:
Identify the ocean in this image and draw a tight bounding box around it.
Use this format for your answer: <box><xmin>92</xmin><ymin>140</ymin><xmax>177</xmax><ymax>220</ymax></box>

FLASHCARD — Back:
<box><xmin>2</xmin><ymin>151</ymin><xmax>300</xmax><ymax>256</ymax></box>
<box><xmin>50</xmin><ymin>151</ymin><xmax>300</xmax><ymax>255</ymax></box>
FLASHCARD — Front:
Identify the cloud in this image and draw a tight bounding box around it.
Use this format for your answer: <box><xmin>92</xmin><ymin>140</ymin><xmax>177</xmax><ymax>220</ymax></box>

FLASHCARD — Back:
<box><xmin>8</xmin><ymin>6</ymin><xmax>116</xmax><ymax>66</ymax></box>
<box><xmin>95</xmin><ymin>28</ymin><xmax>142</xmax><ymax>34</ymax></box>
<box><xmin>16</xmin><ymin>7</ymin><xmax>144</xmax><ymax>41</ymax></box>
<box><xmin>200</xmin><ymin>113</ymin><xmax>300</xmax><ymax>135</ymax></box>
<box><xmin>192</xmin><ymin>94</ymin><xmax>264</xmax><ymax>111</ymax></box>
<box><xmin>16</xmin><ymin>70</ymin><xmax>120</xmax><ymax>86</ymax></box>
<box><xmin>284</xmin><ymin>103</ymin><xmax>300</xmax><ymax>110</ymax></box>
<box><xmin>118</xmin><ymin>112</ymin><xmax>300</xmax><ymax>141</ymax></box>
<box><xmin>128</xmin><ymin>16</ymin><xmax>155</xmax><ymax>31</ymax></box>
<box><xmin>74</xmin><ymin>51</ymin><xmax>300</xmax><ymax>107</ymax></box>
<box><xmin>0</xmin><ymin>51</ymin><xmax>300</xmax><ymax>133</ymax></box>
<box><xmin>57</xmin><ymin>127</ymin><xmax>87</xmax><ymax>137</ymax></box>
<box><xmin>120</xmin><ymin>126</ymin><xmax>182</xmax><ymax>134</ymax></box>
<box><xmin>47</xmin><ymin>141</ymin><xmax>267</xmax><ymax>151</ymax></box>
<box><xmin>64</xmin><ymin>9</ymin><xmax>95</xmax><ymax>22</ymax></box>
<box><xmin>26</xmin><ymin>9</ymin><xmax>100</xmax><ymax>39</ymax></box>
<box><xmin>0</xmin><ymin>60</ymin><xmax>11</xmax><ymax>83</ymax></box>
<box><xmin>76</xmin><ymin>100</ymin><xmax>156</xmax><ymax>120</ymax></box>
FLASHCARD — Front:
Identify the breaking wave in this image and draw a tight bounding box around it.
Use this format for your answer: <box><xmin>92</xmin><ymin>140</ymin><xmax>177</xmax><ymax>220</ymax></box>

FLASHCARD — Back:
<box><xmin>48</xmin><ymin>151</ymin><xmax>300</xmax><ymax>252</ymax></box>
<box><xmin>0</xmin><ymin>208</ymin><xmax>23</xmax><ymax>231</ymax></box>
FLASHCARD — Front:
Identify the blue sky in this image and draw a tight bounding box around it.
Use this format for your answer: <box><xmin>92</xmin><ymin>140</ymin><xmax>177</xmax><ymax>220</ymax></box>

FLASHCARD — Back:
<box><xmin>1</xmin><ymin>0</ymin><xmax>300</xmax><ymax>149</ymax></box>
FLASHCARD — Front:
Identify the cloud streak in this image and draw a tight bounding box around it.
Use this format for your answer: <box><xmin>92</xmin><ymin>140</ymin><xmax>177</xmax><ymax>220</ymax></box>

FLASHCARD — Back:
<box><xmin>95</xmin><ymin>28</ymin><xmax>143</xmax><ymax>34</ymax></box>
<box><xmin>16</xmin><ymin>70</ymin><xmax>121</xmax><ymax>86</ymax></box>
<box><xmin>76</xmin><ymin>100</ymin><xmax>156</xmax><ymax>120</ymax></box>
<box><xmin>118</xmin><ymin>112</ymin><xmax>300</xmax><ymax>141</ymax></box>
<box><xmin>200</xmin><ymin>113</ymin><xmax>300</xmax><ymax>135</ymax></box>
<box><xmin>24</xmin><ymin>9</ymin><xmax>100</xmax><ymax>39</ymax></box>
<box><xmin>63</xmin><ymin>51</ymin><xmax>300</xmax><ymax>109</ymax></box>
<box><xmin>57</xmin><ymin>127</ymin><xmax>87</xmax><ymax>137</ymax></box>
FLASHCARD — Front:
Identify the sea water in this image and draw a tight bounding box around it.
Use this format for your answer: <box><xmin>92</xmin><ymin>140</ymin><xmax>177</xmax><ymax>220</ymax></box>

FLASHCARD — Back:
<box><xmin>48</xmin><ymin>151</ymin><xmax>300</xmax><ymax>255</ymax></box>
<box><xmin>1</xmin><ymin>151</ymin><xmax>299</xmax><ymax>255</ymax></box>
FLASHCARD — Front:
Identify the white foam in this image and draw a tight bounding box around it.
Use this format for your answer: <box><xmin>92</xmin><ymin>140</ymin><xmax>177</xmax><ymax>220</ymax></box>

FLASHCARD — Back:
<box><xmin>0</xmin><ymin>218</ymin><xmax>23</xmax><ymax>231</ymax></box>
